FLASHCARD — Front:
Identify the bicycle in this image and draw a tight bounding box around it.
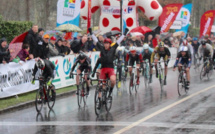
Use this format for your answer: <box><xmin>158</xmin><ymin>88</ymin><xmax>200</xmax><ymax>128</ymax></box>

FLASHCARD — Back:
<box><xmin>71</xmin><ymin>73</ymin><xmax>89</xmax><ymax>107</ymax></box>
<box><xmin>94</xmin><ymin>76</ymin><xmax>112</xmax><ymax>116</ymax></box>
<box><xmin>200</xmin><ymin>57</ymin><xmax>214</xmax><ymax>80</ymax></box>
<box><xmin>115</xmin><ymin>62</ymin><xmax>127</xmax><ymax>88</ymax></box>
<box><xmin>142</xmin><ymin>59</ymin><xmax>150</xmax><ymax>88</ymax></box>
<box><xmin>177</xmin><ymin>64</ymin><xmax>189</xmax><ymax>96</ymax></box>
<box><xmin>155</xmin><ymin>61</ymin><xmax>165</xmax><ymax>91</ymax></box>
<box><xmin>35</xmin><ymin>76</ymin><xmax>56</xmax><ymax>113</ymax></box>
<box><xmin>127</xmin><ymin>65</ymin><xmax>139</xmax><ymax>94</ymax></box>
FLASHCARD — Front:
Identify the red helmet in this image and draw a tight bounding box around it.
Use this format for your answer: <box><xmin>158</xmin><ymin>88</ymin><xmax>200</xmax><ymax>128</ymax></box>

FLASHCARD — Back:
<box><xmin>50</xmin><ymin>36</ymin><xmax>56</xmax><ymax>41</ymax></box>
<box><xmin>104</xmin><ymin>38</ymin><xmax>112</xmax><ymax>44</ymax></box>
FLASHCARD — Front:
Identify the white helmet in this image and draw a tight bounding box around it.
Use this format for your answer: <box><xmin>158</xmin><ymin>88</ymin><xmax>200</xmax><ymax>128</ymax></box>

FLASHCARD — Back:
<box><xmin>129</xmin><ymin>46</ymin><xmax>137</xmax><ymax>52</ymax></box>
<box><xmin>180</xmin><ymin>46</ymin><xmax>188</xmax><ymax>52</ymax></box>
<box><xmin>36</xmin><ymin>59</ymin><xmax>45</xmax><ymax>69</ymax></box>
<box><xmin>143</xmin><ymin>44</ymin><xmax>149</xmax><ymax>50</ymax></box>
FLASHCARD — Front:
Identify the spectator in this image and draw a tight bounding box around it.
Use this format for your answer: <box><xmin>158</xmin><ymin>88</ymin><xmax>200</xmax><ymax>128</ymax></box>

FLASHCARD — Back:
<box><xmin>147</xmin><ymin>34</ymin><xmax>153</xmax><ymax>48</ymax></box>
<box><xmin>164</xmin><ymin>38</ymin><xmax>172</xmax><ymax>47</ymax></box>
<box><xmin>55</xmin><ymin>38</ymin><xmax>65</xmax><ymax>56</ymax></box>
<box><xmin>141</xmin><ymin>35</ymin><xmax>145</xmax><ymax>43</ymax></box>
<box><xmin>62</xmin><ymin>39</ymin><xmax>71</xmax><ymax>55</ymax></box>
<box><xmin>48</xmin><ymin>36</ymin><xmax>59</xmax><ymax>57</ymax></box>
<box><xmin>0</xmin><ymin>38</ymin><xmax>11</xmax><ymax>64</ymax></box>
<box><xmin>204</xmin><ymin>34</ymin><xmax>212</xmax><ymax>45</ymax></box>
<box><xmin>14</xmin><ymin>44</ymin><xmax>32</xmax><ymax>62</ymax></box>
<box><xmin>121</xmin><ymin>36</ymin><xmax>127</xmax><ymax>47</ymax></box>
<box><xmin>136</xmin><ymin>36</ymin><xmax>142</xmax><ymax>47</ymax></box>
<box><xmin>152</xmin><ymin>34</ymin><xmax>161</xmax><ymax>48</ymax></box>
<box><xmin>34</xmin><ymin>34</ymin><xmax>50</xmax><ymax>59</ymax></box>
<box><xmin>77</xmin><ymin>33</ymin><xmax>83</xmax><ymax>40</ymax></box>
<box><xmin>23</xmin><ymin>25</ymin><xmax>38</xmax><ymax>58</ymax></box>
<box><xmin>38</xmin><ymin>28</ymin><xmax>44</xmax><ymax>38</ymax></box>
<box><xmin>70</xmin><ymin>34</ymin><xmax>88</xmax><ymax>53</ymax></box>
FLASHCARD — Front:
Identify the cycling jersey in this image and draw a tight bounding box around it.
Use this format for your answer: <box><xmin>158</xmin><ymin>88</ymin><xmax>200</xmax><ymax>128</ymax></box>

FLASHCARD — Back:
<box><xmin>174</xmin><ymin>52</ymin><xmax>192</xmax><ymax>68</ymax></box>
<box><xmin>32</xmin><ymin>59</ymin><xmax>55</xmax><ymax>81</ymax></box>
<box><xmin>198</xmin><ymin>43</ymin><xmax>213</xmax><ymax>58</ymax></box>
<box><xmin>126</xmin><ymin>52</ymin><xmax>143</xmax><ymax>66</ymax></box>
<box><xmin>71</xmin><ymin>55</ymin><xmax>91</xmax><ymax>73</ymax></box>
<box><xmin>141</xmin><ymin>47</ymin><xmax>154</xmax><ymax>60</ymax></box>
<box><xmin>151</xmin><ymin>46</ymin><xmax>171</xmax><ymax>63</ymax></box>
<box><xmin>191</xmin><ymin>42</ymin><xmax>200</xmax><ymax>53</ymax></box>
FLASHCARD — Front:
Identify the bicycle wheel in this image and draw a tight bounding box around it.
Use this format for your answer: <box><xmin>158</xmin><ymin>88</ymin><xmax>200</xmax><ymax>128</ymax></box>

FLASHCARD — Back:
<box><xmin>159</xmin><ymin>69</ymin><xmax>164</xmax><ymax>91</ymax></box>
<box><xmin>144</xmin><ymin>64</ymin><xmax>150</xmax><ymax>87</ymax></box>
<box><xmin>94</xmin><ymin>87</ymin><xmax>101</xmax><ymax>116</ymax></box>
<box><xmin>47</xmin><ymin>85</ymin><xmax>56</xmax><ymax>109</ymax></box>
<box><xmin>105</xmin><ymin>88</ymin><xmax>112</xmax><ymax>112</ymax></box>
<box><xmin>177</xmin><ymin>73</ymin><xmax>187</xmax><ymax>96</ymax></box>
<box><xmin>35</xmin><ymin>88</ymin><xmax>43</xmax><ymax>113</ymax></box>
<box><xmin>135</xmin><ymin>75</ymin><xmax>139</xmax><ymax>93</ymax></box>
<box><xmin>207</xmin><ymin>65</ymin><xmax>213</xmax><ymax>79</ymax></box>
<box><xmin>200</xmin><ymin>66</ymin><xmax>206</xmax><ymax>80</ymax></box>
<box><xmin>129</xmin><ymin>74</ymin><xmax>134</xmax><ymax>94</ymax></box>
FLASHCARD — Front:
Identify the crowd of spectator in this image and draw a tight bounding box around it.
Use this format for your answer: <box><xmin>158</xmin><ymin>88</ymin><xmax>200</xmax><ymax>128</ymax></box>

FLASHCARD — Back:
<box><xmin>1</xmin><ymin>24</ymin><xmax>215</xmax><ymax>65</ymax></box>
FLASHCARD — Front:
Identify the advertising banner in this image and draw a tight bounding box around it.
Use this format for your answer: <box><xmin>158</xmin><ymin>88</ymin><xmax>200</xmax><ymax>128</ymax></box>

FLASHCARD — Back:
<box><xmin>175</xmin><ymin>3</ymin><xmax>193</xmax><ymax>35</ymax></box>
<box><xmin>200</xmin><ymin>10</ymin><xmax>215</xmax><ymax>38</ymax></box>
<box><xmin>57</xmin><ymin>0</ymin><xmax>81</xmax><ymax>27</ymax></box>
<box><xmin>159</xmin><ymin>3</ymin><xmax>183</xmax><ymax>33</ymax></box>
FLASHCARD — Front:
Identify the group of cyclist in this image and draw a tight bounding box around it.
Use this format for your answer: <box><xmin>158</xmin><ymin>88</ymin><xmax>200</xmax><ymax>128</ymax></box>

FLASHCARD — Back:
<box><xmin>30</xmin><ymin>27</ymin><xmax>215</xmax><ymax>110</ymax></box>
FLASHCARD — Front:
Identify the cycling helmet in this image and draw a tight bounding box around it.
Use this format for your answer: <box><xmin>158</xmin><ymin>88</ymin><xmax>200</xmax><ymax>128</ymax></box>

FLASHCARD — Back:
<box><xmin>129</xmin><ymin>46</ymin><xmax>137</xmax><ymax>53</ymax></box>
<box><xmin>193</xmin><ymin>37</ymin><xmax>198</xmax><ymax>41</ymax></box>
<box><xmin>36</xmin><ymin>59</ymin><xmax>45</xmax><ymax>69</ymax></box>
<box><xmin>143</xmin><ymin>44</ymin><xmax>149</xmax><ymax>50</ymax></box>
<box><xmin>182</xmin><ymin>40</ymin><xmax>188</xmax><ymax>46</ymax></box>
<box><xmin>158</xmin><ymin>42</ymin><xmax>165</xmax><ymax>48</ymax></box>
<box><xmin>104</xmin><ymin>38</ymin><xmax>112</xmax><ymax>44</ymax></box>
<box><xmin>79</xmin><ymin>52</ymin><xmax>87</xmax><ymax>60</ymax></box>
<box><xmin>180</xmin><ymin>46</ymin><xmax>188</xmax><ymax>52</ymax></box>
<box><xmin>201</xmin><ymin>39</ymin><xmax>207</xmax><ymax>45</ymax></box>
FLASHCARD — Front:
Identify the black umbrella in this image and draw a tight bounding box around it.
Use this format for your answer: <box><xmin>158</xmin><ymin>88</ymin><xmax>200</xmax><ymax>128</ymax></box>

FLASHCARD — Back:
<box><xmin>104</xmin><ymin>31</ymin><xmax>121</xmax><ymax>38</ymax></box>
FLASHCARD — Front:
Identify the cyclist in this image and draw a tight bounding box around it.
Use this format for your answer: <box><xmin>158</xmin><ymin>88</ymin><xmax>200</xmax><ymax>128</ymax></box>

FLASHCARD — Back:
<box><xmin>125</xmin><ymin>46</ymin><xmax>143</xmax><ymax>85</ymax></box>
<box><xmin>70</xmin><ymin>52</ymin><xmax>91</xmax><ymax>95</ymax></box>
<box><xmin>151</xmin><ymin>42</ymin><xmax>171</xmax><ymax>85</ymax></box>
<box><xmin>173</xmin><ymin>46</ymin><xmax>191</xmax><ymax>89</ymax></box>
<box><xmin>141</xmin><ymin>44</ymin><xmax>154</xmax><ymax>83</ymax></box>
<box><xmin>31</xmin><ymin>58</ymin><xmax>56</xmax><ymax>99</ymax></box>
<box><xmin>198</xmin><ymin>39</ymin><xmax>213</xmax><ymax>75</ymax></box>
<box><xmin>115</xmin><ymin>46</ymin><xmax>127</xmax><ymax>88</ymax></box>
<box><xmin>191</xmin><ymin>37</ymin><xmax>200</xmax><ymax>65</ymax></box>
<box><xmin>179</xmin><ymin>40</ymin><xmax>193</xmax><ymax>57</ymax></box>
<box><xmin>89</xmin><ymin>27</ymin><xmax>128</xmax><ymax>100</ymax></box>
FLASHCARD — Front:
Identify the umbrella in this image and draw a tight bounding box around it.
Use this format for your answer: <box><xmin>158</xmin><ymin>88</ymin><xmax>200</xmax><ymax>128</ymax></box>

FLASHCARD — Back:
<box><xmin>130</xmin><ymin>32</ymin><xmax>143</xmax><ymax>37</ymax></box>
<box><xmin>9</xmin><ymin>31</ymin><xmax>28</xmax><ymax>60</ymax></box>
<box><xmin>130</xmin><ymin>26</ymin><xmax>152</xmax><ymax>35</ymax></box>
<box><xmin>160</xmin><ymin>32</ymin><xmax>172</xmax><ymax>40</ymax></box>
<box><xmin>43</xmin><ymin>30</ymin><xmax>65</xmax><ymax>38</ymax></box>
<box><xmin>10</xmin><ymin>31</ymin><xmax>28</xmax><ymax>44</ymax></box>
<box><xmin>173</xmin><ymin>31</ymin><xmax>184</xmax><ymax>37</ymax></box>
<box><xmin>55</xmin><ymin>24</ymin><xmax>82</xmax><ymax>32</ymax></box>
<box><xmin>104</xmin><ymin>31</ymin><xmax>121</xmax><ymax>38</ymax></box>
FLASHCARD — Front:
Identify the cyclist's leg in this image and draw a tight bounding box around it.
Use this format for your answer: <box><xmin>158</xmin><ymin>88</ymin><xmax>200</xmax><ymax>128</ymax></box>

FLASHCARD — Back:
<box><xmin>136</xmin><ymin>63</ymin><xmax>140</xmax><ymax>84</ymax></box>
<box><xmin>108</xmin><ymin>68</ymin><xmax>116</xmax><ymax>97</ymax></box>
<box><xmin>84</xmin><ymin>69</ymin><xmax>90</xmax><ymax>95</ymax></box>
<box><xmin>128</xmin><ymin>60</ymin><xmax>134</xmax><ymax>76</ymax></box>
<box><xmin>99</xmin><ymin>68</ymin><xmax>107</xmax><ymax>98</ymax></box>
<box><xmin>76</xmin><ymin>66</ymin><xmax>83</xmax><ymax>92</ymax></box>
<box><xmin>154</xmin><ymin>54</ymin><xmax>159</xmax><ymax>78</ymax></box>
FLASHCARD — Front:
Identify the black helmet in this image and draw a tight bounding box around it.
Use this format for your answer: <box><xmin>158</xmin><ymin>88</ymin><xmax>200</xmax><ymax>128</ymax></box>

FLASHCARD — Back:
<box><xmin>158</xmin><ymin>42</ymin><xmax>165</xmax><ymax>48</ymax></box>
<box><xmin>79</xmin><ymin>52</ymin><xmax>86</xmax><ymax>60</ymax></box>
<box><xmin>36</xmin><ymin>59</ymin><xmax>45</xmax><ymax>69</ymax></box>
<box><xmin>201</xmin><ymin>39</ymin><xmax>206</xmax><ymax>45</ymax></box>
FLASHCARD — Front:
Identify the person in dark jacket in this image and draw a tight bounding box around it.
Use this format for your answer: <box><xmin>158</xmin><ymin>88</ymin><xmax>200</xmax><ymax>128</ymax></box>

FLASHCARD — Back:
<box><xmin>55</xmin><ymin>38</ymin><xmax>65</xmax><ymax>54</ymax></box>
<box><xmin>23</xmin><ymin>25</ymin><xmax>38</xmax><ymax>58</ymax></box>
<box><xmin>70</xmin><ymin>34</ymin><xmax>88</xmax><ymax>53</ymax></box>
<box><xmin>0</xmin><ymin>38</ymin><xmax>11</xmax><ymax>64</ymax></box>
<box><xmin>62</xmin><ymin>39</ymin><xmax>71</xmax><ymax>55</ymax></box>
<box><xmin>34</xmin><ymin>34</ymin><xmax>50</xmax><ymax>59</ymax></box>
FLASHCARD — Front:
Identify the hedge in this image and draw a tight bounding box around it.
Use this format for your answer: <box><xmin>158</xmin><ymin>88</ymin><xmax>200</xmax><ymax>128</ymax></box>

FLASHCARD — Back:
<box><xmin>0</xmin><ymin>15</ymin><xmax>33</xmax><ymax>42</ymax></box>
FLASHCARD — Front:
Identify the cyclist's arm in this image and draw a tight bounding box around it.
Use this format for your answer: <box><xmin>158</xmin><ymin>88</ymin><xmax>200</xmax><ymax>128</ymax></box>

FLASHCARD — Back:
<box><xmin>116</xmin><ymin>35</ymin><xmax>125</xmax><ymax>46</ymax></box>
<box><xmin>93</xmin><ymin>58</ymin><xmax>101</xmax><ymax>74</ymax></box>
<box><xmin>198</xmin><ymin>45</ymin><xmax>203</xmax><ymax>57</ymax></box>
<box><xmin>208</xmin><ymin>44</ymin><xmax>213</xmax><ymax>58</ymax></box>
<box><xmin>71</xmin><ymin>60</ymin><xmax>79</xmax><ymax>72</ymax></box>
<box><xmin>166</xmin><ymin>47</ymin><xmax>171</xmax><ymax>57</ymax></box>
<box><xmin>174</xmin><ymin>53</ymin><xmax>180</xmax><ymax>68</ymax></box>
<box><xmin>151</xmin><ymin>51</ymin><xmax>155</xmax><ymax>64</ymax></box>
<box><xmin>32</xmin><ymin>64</ymin><xmax>38</xmax><ymax>77</ymax></box>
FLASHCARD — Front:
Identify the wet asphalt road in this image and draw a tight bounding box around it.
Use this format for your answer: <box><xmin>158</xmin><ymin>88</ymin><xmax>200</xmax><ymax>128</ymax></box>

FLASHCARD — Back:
<box><xmin>1</xmin><ymin>67</ymin><xmax>215</xmax><ymax>134</ymax></box>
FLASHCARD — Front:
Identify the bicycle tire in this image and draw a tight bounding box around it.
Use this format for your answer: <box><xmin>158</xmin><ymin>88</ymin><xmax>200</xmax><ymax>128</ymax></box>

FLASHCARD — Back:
<box><xmin>94</xmin><ymin>87</ymin><xmax>101</xmax><ymax>116</ymax></box>
<box><xmin>35</xmin><ymin>88</ymin><xmax>43</xmax><ymax>113</ymax></box>
<box><xmin>144</xmin><ymin>63</ymin><xmax>150</xmax><ymax>88</ymax></box>
<box><xmin>105</xmin><ymin>88</ymin><xmax>112</xmax><ymax>112</ymax></box>
<box><xmin>159</xmin><ymin>68</ymin><xmax>164</xmax><ymax>91</ymax></box>
<box><xmin>129</xmin><ymin>74</ymin><xmax>134</xmax><ymax>94</ymax></box>
<box><xmin>200</xmin><ymin>65</ymin><xmax>206</xmax><ymax>80</ymax></box>
<box><xmin>207</xmin><ymin>65</ymin><xmax>213</xmax><ymax>79</ymax></box>
<box><xmin>47</xmin><ymin>87</ymin><xmax>56</xmax><ymax>109</ymax></box>
<box><xmin>135</xmin><ymin>75</ymin><xmax>139</xmax><ymax>93</ymax></box>
<box><xmin>177</xmin><ymin>73</ymin><xmax>187</xmax><ymax>96</ymax></box>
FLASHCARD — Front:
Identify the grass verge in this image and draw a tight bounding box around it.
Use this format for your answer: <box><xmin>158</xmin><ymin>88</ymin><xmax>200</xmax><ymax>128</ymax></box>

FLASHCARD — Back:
<box><xmin>0</xmin><ymin>85</ymin><xmax>76</xmax><ymax>111</ymax></box>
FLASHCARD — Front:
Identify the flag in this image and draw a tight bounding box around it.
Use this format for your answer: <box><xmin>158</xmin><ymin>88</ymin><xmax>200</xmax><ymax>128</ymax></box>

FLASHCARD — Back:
<box><xmin>199</xmin><ymin>10</ymin><xmax>215</xmax><ymax>38</ymax></box>
<box><xmin>87</xmin><ymin>0</ymin><xmax>92</xmax><ymax>33</ymax></box>
<box><xmin>158</xmin><ymin>3</ymin><xmax>183</xmax><ymax>33</ymax></box>
<box><xmin>175</xmin><ymin>3</ymin><xmax>193</xmax><ymax>35</ymax></box>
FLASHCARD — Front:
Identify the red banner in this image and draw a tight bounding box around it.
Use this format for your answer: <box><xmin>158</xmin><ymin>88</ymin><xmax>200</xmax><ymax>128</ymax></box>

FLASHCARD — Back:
<box><xmin>159</xmin><ymin>3</ymin><xmax>183</xmax><ymax>33</ymax></box>
<box><xmin>87</xmin><ymin>0</ymin><xmax>92</xmax><ymax>33</ymax></box>
<box><xmin>200</xmin><ymin>10</ymin><xmax>215</xmax><ymax>38</ymax></box>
